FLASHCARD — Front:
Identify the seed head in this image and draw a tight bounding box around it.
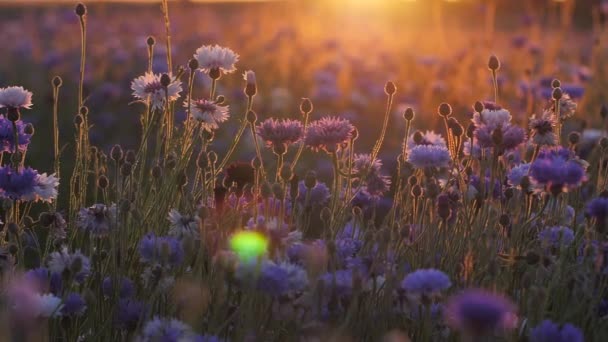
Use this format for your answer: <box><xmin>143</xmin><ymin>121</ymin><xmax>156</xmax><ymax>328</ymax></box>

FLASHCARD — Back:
<box><xmin>110</xmin><ymin>144</ymin><xmax>124</xmax><ymax>162</ymax></box>
<box><xmin>403</xmin><ymin>107</ymin><xmax>415</xmax><ymax>121</ymax></box>
<box><xmin>552</xmin><ymin>87</ymin><xmax>563</xmax><ymax>101</ymax></box>
<box><xmin>551</xmin><ymin>79</ymin><xmax>561</xmax><ymax>89</ymax></box>
<box><xmin>75</xmin><ymin>3</ymin><xmax>86</xmax><ymax>17</ymax></box>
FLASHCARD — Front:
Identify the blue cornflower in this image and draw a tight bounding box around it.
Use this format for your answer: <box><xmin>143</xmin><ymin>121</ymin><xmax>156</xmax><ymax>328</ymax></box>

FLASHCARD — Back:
<box><xmin>0</xmin><ymin>166</ymin><xmax>37</xmax><ymax>200</ymax></box>
<box><xmin>114</xmin><ymin>299</ymin><xmax>146</xmax><ymax>331</ymax></box>
<box><xmin>102</xmin><ymin>276</ymin><xmax>135</xmax><ymax>299</ymax></box>
<box><xmin>401</xmin><ymin>269</ymin><xmax>451</xmax><ymax>297</ymax></box>
<box><xmin>256</xmin><ymin>118</ymin><xmax>304</xmax><ymax>151</ymax></box>
<box><xmin>529</xmin><ymin>147</ymin><xmax>587</xmax><ymax>194</ymax></box>
<box><xmin>407</xmin><ymin>145</ymin><xmax>451</xmax><ymax>169</ymax></box>
<box><xmin>529</xmin><ymin>320</ymin><xmax>584</xmax><ymax>342</ymax></box>
<box><xmin>586</xmin><ymin>197</ymin><xmax>608</xmax><ymax>224</ymax></box>
<box><xmin>25</xmin><ymin>267</ymin><xmax>50</xmax><ymax>292</ymax></box>
<box><xmin>297</xmin><ymin>180</ymin><xmax>330</xmax><ymax>206</ymax></box>
<box><xmin>140</xmin><ymin>317</ymin><xmax>195</xmax><ymax>342</ymax></box>
<box><xmin>538</xmin><ymin>226</ymin><xmax>575</xmax><ymax>249</ymax></box>
<box><xmin>0</xmin><ymin>115</ymin><xmax>32</xmax><ymax>152</ymax></box>
<box><xmin>139</xmin><ymin>233</ymin><xmax>184</xmax><ymax>267</ymax></box>
<box><xmin>61</xmin><ymin>293</ymin><xmax>87</xmax><ymax>317</ymax></box>
<box><xmin>507</xmin><ymin>163</ymin><xmax>530</xmax><ymax>188</ymax></box>
<box><xmin>304</xmin><ymin>116</ymin><xmax>355</xmax><ymax>153</ymax></box>
<box><xmin>77</xmin><ymin>203</ymin><xmax>117</xmax><ymax>238</ymax></box>
<box><xmin>47</xmin><ymin>247</ymin><xmax>91</xmax><ymax>284</ymax></box>
<box><xmin>320</xmin><ymin>269</ymin><xmax>354</xmax><ymax>298</ymax></box>
<box><xmin>352</xmin><ymin>154</ymin><xmax>391</xmax><ymax>198</ymax></box>
<box><xmin>236</xmin><ymin>260</ymin><xmax>308</xmax><ymax>296</ymax></box>
<box><xmin>445</xmin><ymin>289</ymin><xmax>517</xmax><ymax>336</ymax></box>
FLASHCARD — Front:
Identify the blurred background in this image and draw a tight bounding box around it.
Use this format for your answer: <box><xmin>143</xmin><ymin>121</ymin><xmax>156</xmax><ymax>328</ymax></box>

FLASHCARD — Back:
<box><xmin>0</xmin><ymin>0</ymin><xmax>605</xmax><ymax>179</ymax></box>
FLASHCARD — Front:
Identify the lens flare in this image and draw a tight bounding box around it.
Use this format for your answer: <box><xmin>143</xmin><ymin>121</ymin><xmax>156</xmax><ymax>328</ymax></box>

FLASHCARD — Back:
<box><xmin>229</xmin><ymin>231</ymin><xmax>268</xmax><ymax>261</ymax></box>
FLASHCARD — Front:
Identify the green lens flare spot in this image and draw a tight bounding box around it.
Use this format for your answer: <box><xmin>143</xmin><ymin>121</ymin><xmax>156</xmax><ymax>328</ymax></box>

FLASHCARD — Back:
<box><xmin>229</xmin><ymin>231</ymin><xmax>268</xmax><ymax>261</ymax></box>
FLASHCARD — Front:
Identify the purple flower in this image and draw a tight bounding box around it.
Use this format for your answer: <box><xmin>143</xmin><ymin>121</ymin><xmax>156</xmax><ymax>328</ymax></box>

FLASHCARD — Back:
<box><xmin>140</xmin><ymin>317</ymin><xmax>195</xmax><ymax>342</ymax></box>
<box><xmin>507</xmin><ymin>163</ymin><xmax>530</xmax><ymax>188</ymax></box>
<box><xmin>474</xmin><ymin>123</ymin><xmax>526</xmax><ymax>151</ymax></box>
<box><xmin>77</xmin><ymin>203</ymin><xmax>117</xmax><ymax>238</ymax></box>
<box><xmin>529</xmin><ymin>147</ymin><xmax>587</xmax><ymax>194</ymax></box>
<box><xmin>61</xmin><ymin>293</ymin><xmax>87</xmax><ymax>316</ymax></box>
<box><xmin>138</xmin><ymin>233</ymin><xmax>184</xmax><ymax>267</ymax></box>
<box><xmin>320</xmin><ymin>269</ymin><xmax>354</xmax><ymax>298</ymax></box>
<box><xmin>235</xmin><ymin>260</ymin><xmax>308</xmax><ymax>296</ymax></box>
<box><xmin>297</xmin><ymin>180</ymin><xmax>330</xmax><ymax>206</ymax></box>
<box><xmin>529</xmin><ymin>320</ymin><xmax>584</xmax><ymax>342</ymax></box>
<box><xmin>256</xmin><ymin>118</ymin><xmax>303</xmax><ymax>152</ymax></box>
<box><xmin>114</xmin><ymin>299</ymin><xmax>146</xmax><ymax>331</ymax></box>
<box><xmin>586</xmin><ymin>197</ymin><xmax>608</xmax><ymax>223</ymax></box>
<box><xmin>406</xmin><ymin>130</ymin><xmax>446</xmax><ymax>150</ymax></box>
<box><xmin>102</xmin><ymin>276</ymin><xmax>135</xmax><ymax>299</ymax></box>
<box><xmin>352</xmin><ymin>154</ymin><xmax>391</xmax><ymax>197</ymax></box>
<box><xmin>0</xmin><ymin>166</ymin><xmax>58</xmax><ymax>202</ymax></box>
<box><xmin>0</xmin><ymin>116</ymin><xmax>32</xmax><ymax>152</ymax></box>
<box><xmin>304</xmin><ymin>116</ymin><xmax>355</xmax><ymax>153</ymax></box>
<box><xmin>401</xmin><ymin>269</ymin><xmax>451</xmax><ymax>297</ymax></box>
<box><xmin>445</xmin><ymin>289</ymin><xmax>518</xmax><ymax>336</ymax></box>
<box><xmin>538</xmin><ymin>226</ymin><xmax>575</xmax><ymax>249</ymax></box>
<box><xmin>529</xmin><ymin>112</ymin><xmax>557</xmax><ymax>146</ymax></box>
<box><xmin>407</xmin><ymin>145</ymin><xmax>451</xmax><ymax>169</ymax></box>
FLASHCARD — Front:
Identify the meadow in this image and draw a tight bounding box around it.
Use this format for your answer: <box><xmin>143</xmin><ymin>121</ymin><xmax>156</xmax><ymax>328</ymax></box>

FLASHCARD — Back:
<box><xmin>0</xmin><ymin>0</ymin><xmax>607</xmax><ymax>341</ymax></box>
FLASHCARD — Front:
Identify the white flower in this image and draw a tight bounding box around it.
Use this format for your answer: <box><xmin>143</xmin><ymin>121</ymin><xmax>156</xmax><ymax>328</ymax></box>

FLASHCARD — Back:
<box><xmin>194</xmin><ymin>44</ymin><xmax>239</xmax><ymax>74</ymax></box>
<box><xmin>0</xmin><ymin>86</ymin><xmax>33</xmax><ymax>109</ymax></box>
<box><xmin>243</xmin><ymin>70</ymin><xmax>256</xmax><ymax>85</ymax></box>
<box><xmin>131</xmin><ymin>72</ymin><xmax>182</xmax><ymax>111</ymax></box>
<box><xmin>36</xmin><ymin>293</ymin><xmax>63</xmax><ymax>318</ymax></box>
<box><xmin>167</xmin><ymin>209</ymin><xmax>200</xmax><ymax>239</ymax></box>
<box><xmin>47</xmin><ymin>247</ymin><xmax>71</xmax><ymax>274</ymax></box>
<box><xmin>473</xmin><ymin>108</ymin><xmax>512</xmax><ymax>128</ymax></box>
<box><xmin>32</xmin><ymin>173</ymin><xmax>59</xmax><ymax>202</ymax></box>
<box><xmin>186</xmin><ymin>99</ymin><xmax>229</xmax><ymax>131</ymax></box>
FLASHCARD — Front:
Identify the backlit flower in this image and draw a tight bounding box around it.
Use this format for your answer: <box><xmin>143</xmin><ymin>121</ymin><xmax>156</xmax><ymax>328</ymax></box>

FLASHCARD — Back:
<box><xmin>194</xmin><ymin>44</ymin><xmax>239</xmax><ymax>74</ymax></box>
<box><xmin>186</xmin><ymin>99</ymin><xmax>229</xmax><ymax>131</ymax></box>
<box><xmin>131</xmin><ymin>72</ymin><xmax>182</xmax><ymax>111</ymax></box>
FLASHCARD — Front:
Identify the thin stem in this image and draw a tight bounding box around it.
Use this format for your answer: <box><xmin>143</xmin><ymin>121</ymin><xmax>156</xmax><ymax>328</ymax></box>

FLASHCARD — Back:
<box><xmin>371</xmin><ymin>91</ymin><xmax>394</xmax><ymax>163</ymax></box>
<box><xmin>291</xmin><ymin>112</ymin><xmax>310</xmax><ymax>171</ymax></box>
<box><xmin>161</xmin><ymin>0</ymin><xmax>172</xmax><ymax>72</ymax></box>
<box><xmin>52</xmin><ymin>78</ymin><xmax>61</xmax><ymax>182</ymax></box>
<box><xmin>78</xmin><ymin>14</ymin><xmax>86</xmax><ymax>111</ymax></box>
<box><xmin>215</xmin><ymin>96</ymin><xmax>253</xmax><ymax>174</ymax></box>
<box><xmin>491</xmin><ymin>69</ymin><xmax>499</xmax><ymax>104</ymax></box>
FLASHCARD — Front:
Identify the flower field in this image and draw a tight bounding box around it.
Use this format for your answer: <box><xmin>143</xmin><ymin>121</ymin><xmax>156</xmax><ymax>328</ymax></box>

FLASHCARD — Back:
<box><xmin>0</xmin><ymin>0</ymin><xmax>607</xmax><ymax>341</ymax></box>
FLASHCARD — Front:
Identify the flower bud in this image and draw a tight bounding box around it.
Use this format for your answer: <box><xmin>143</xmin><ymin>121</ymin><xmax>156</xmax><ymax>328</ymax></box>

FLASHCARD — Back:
<box><xmin>411</xmin><ymin>184</ymin><xmax>422</xmax><ymax>198</ymax></box>
<box><xmin>125</xmin><ymin>150</ymin><xmax>136</xmax><ymax>164</ymax></box>
<box><xmin>52</xmin><ymin>76</ymin><xmax>63</xmax><ymax>88</ymax></box>
<box><xmin>384</xmin><ymin>81</ymin><xmax>397</xmax><ymax>95</ymax></box>
<box><xmin>551</xmin><ymin>79</ymin><xmax>561</xmax><ymax>89</ymax></box>
<box><xmin>488</xmin><ymin>55</ymin><xmax>500</xmax><ymax>71</ymax></box>
<box><xmin>79</xmin><ymin>106</ymin><xmax>88</xmax><ymax>116</ymax></box>
<box><xmin>601</xmin><ymin>104</ymin><xmax>608</xmax><ymax>120</ymax></box>
<box><xmin>552</xmin><ymin>87</ymin><xmax>563</xmax><ymax>101</ymax></box>
<box><xmin>73</xmin><ymin>114</ymin><xmax>83</xmax><ymax>126</ymax></box>
<box><xmin>466</xmin><ymin>123</ymin><xmax>476</xmax><ymax>139</ymax></box>
<box><xmin>499</xmin><ymin>214</ymin><xmax>510</xmax><ymax>227</ymax></box>
<box><xmin>568</xmin><ymin>131</ymin><xmax>580</xmax><ymax>145</ymax></box>
<box><xmin>246</xmin><ymin>110</ymin><xmax>257</xmax><ymax>124</ymax></box>
<box><xmin>110</xmin><ymin>144</ymin><xmax>123</xmax><ymax>162</ymax></box>
<box><xmin>300</xmin><ymin>98</ymin><xmax>313</xmax><ymax>114</ymax></box>
<box><xmin>243</xmin><ymin>70</ymin><xmax>257</xmax><ymax>97</ymax></box>
<box><xmin>438</xmin><ymin>103</ymin><xmax>452</xmax><ymax>117</ymax></box>
<box><xmin>165</xmin><ymin>152</ymin><xmax>177</xmax><ymax>170</ymax></box>
<box><xmin>120</xmin><ymin>162</ymin><xmax>132</xmax><ymax>177</ymax></box>
<box><xmin>176</xmin><ymin>170</ymin><xmax>188</xmax><ymax>188</ymax></box>
<box><xmin>151</xmin><ymin>165</ymin><xmax>162</xmax><ymax>179</ymax></box>
<box><xmin>188</xmin><ymin>58</ymin><xmax>198</xmax><ymax>71</ymax></box>
<box><xmin>146</xmin><ymin>36</ymin><xmax>155</xmax><ymax>46</ymax></box>
<box><xmin>304</xmin><ymin>171</ymin><xmax>317</xmax><ymax>189</ymax></box>
<box><xmin>474</xmin><ymin>101</ymin><xmax>484</xmax><ymax>113</ymax></box>
<box><xmin>160</xmin><ymin>73</ymin><xmax>172</xmax><ymax>88</ymax></box>
<box><xmin>403</xmin><ymin>107</ymin><xmax>414</xmax><ymax>121</ymax></box>
<box><xmin>97</xmin><ymin>175</ymin><xmax>109</xmax><ymax>189</ymax></box>
<box><xmin>75</xmin><ymin>3</ymin><xmax>86</xmax><ymax>16</ymax></box>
